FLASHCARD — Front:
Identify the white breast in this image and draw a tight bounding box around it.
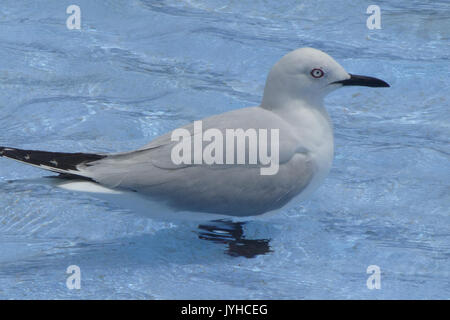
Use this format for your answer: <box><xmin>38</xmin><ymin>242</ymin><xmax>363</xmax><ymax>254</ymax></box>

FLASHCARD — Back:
<box><xmin>276</xmin><ymin>102</ymin><xmax>335</xmax><ymax>200</ymax></box>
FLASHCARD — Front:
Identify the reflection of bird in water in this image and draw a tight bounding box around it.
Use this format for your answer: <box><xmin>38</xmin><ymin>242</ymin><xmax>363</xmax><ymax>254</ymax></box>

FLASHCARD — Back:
<box><xmin>197</xmin><ymin>220</ymin><xmax>272</xmax><ymax>258</ymax></box>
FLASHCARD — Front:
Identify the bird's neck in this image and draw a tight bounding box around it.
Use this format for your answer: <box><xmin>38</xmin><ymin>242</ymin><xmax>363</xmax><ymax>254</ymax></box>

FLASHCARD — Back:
<box><xmin>261</xmin><ymin>95</ymin><xmax>330</xmax><ymax>123</ymax></box>
<box><xmin>259</xmin><ymin>75</ymin><xmax>332</xmax><ymax>131</ymax></box>
<box><xmin>260</xmin><ymin>97</ymin><xmax>334</xmax><ymax>153</ymax></box>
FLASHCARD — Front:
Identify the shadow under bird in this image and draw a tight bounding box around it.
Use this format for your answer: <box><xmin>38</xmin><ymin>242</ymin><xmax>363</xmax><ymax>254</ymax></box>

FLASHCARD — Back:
<box><xmin>0</xmin><ymin>47</ymin><xmax>389</xmax><ymax>223</ymax></box>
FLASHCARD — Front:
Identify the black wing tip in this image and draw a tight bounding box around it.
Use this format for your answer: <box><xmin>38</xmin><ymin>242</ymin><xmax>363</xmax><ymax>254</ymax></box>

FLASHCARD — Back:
<box><xmin>0</xmin><ymin>146</ymin><xmax>15</xmax><ymax>157</ymax></box>
<box><xmin>0</xmin><ymin>146</ymin><xmax>106</xmax><ymax>172</ymax></box>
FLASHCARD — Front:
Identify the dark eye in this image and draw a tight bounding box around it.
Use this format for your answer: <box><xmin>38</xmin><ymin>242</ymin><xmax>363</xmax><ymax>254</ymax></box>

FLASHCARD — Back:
<box><xmin>310</xmin><ymin>68</ymin><xmax>324</xmax><ymax>78</ymax></box>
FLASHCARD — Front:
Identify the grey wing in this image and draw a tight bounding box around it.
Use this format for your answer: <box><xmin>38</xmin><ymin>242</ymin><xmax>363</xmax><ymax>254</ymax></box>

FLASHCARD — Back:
<box><xmin>80</xmin><ymin>107</ymin><xmax>316</xmax><ymax>215</ymax></box>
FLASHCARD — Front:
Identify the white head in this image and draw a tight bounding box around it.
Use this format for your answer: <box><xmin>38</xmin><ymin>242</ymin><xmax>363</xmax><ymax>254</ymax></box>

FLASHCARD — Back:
<box><xmin>261</xmin><ymin>47</ymin><xmax>389</xmax><ymax>109</ymax></box>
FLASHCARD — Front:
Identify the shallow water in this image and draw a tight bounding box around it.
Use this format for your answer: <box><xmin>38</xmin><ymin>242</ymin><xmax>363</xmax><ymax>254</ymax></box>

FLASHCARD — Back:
<box><xmin>0</xmin><ymin>0</ymin><xmax>449</xmax><ymax>299</ymax></box>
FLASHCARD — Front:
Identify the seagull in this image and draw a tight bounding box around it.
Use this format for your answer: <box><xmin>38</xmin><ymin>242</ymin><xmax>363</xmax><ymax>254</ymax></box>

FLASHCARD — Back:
<box><xmin>0</xmin><ymin>48</ymin><xmax>389</xmax><ymax>221</ymax></box>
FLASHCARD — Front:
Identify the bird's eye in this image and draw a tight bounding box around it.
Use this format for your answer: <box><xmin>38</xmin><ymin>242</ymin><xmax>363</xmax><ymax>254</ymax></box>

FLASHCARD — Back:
<box><xmin>310</xmin><ymin>68</ymin><xmax>324</xmax><ymax>78</ymax></box>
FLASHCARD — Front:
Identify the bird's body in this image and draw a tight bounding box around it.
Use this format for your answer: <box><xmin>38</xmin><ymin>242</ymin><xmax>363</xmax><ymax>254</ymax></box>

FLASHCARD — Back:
<box><xmin>83</xmin><ymin>104</ymin><xmax>333</xmax><ymax>216</ymax></box>
<box><xmin>0</xmin><ymin>48</ymin><xmax>389</xmax><ymax>220</ymax></box>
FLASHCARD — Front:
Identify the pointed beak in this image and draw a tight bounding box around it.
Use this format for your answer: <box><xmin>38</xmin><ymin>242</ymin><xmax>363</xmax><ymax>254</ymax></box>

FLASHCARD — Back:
<box><xmin>332</xmin><ymin>74</ymin><xmax>390</xmax><ymax>87</ymax></box>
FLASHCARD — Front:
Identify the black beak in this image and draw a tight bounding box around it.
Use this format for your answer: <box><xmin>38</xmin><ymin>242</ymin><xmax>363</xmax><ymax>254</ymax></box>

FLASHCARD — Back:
<box><xmin>332</xmin><ymin>74</ymin><xmax>390</xmax><ymax>87</ymax></box>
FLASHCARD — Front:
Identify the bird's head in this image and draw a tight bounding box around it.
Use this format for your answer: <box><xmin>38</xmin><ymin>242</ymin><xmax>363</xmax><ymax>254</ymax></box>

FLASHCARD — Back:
<box><xmin>261</xmin><ymin>47</ymin><xmax>389</xmax><ymax>109</ymax></box>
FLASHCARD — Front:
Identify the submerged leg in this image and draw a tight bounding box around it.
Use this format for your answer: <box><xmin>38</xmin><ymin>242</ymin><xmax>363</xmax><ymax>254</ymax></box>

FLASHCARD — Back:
<box><xmin>197</xmin><ymin>219</ymin><xmax>271</xmax><ymax>258</ymax></box>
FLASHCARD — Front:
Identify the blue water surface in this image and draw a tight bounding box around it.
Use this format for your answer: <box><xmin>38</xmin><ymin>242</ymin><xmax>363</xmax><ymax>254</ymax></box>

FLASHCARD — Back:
<box><xmin>0</xmin><ymin>0</ymin><xmax>449</xmax><ymax>299</ymax></box>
